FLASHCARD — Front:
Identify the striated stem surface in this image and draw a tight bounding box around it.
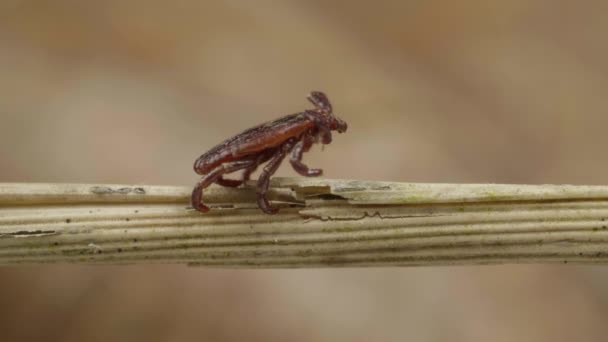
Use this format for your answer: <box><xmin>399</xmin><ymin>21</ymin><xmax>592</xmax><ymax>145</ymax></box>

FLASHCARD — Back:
<box><xmin>1</xmin><ymin>178</ymin><xmax>608</xmax><ymax>267</ymax></box>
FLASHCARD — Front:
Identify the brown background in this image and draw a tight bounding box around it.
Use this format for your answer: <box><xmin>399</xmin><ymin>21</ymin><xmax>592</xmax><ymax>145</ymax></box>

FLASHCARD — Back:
<box><xmin>2</xmin><ymin>1</ymin><xmax>608</xmax><ymax>341</ymax></box>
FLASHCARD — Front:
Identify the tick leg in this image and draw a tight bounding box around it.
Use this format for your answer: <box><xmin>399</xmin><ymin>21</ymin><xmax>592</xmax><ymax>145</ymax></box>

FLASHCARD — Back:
<box><xmin>290</xmin><ymin>135</ymin><xmax>322</xmax><ymax>177</ymax></box>
<box><xmin>240</xmin><ymin>149</ymin><xmax>276</xmax><ymax>182</ymax></box>
<box><xmin>214</xmin><ymin>150</ymin><xmax>276</xmax><ymax>189</ymax></box>
<box><xmin>242</xmin><ymin>164</ymin><xmax>258</xmax><ymax>183</ymax></box>
<box><xmin>257</xmin><ymin>140</ymin><xmax>296</xmax><ymax>214</ymax></box>
<box><xmin>307</xmin><ymin>91</ymin><xmax>333</xmax><ymax>114</ymax></box>
<box><xmin>216</xmin><ymin>176</ymin><xmax>243</xmax><ymax>188</ymax></box>
<box><xmin>191</xmin><ymin>160</ymin><xmax>255</xmax><ymax>213</ymax></box>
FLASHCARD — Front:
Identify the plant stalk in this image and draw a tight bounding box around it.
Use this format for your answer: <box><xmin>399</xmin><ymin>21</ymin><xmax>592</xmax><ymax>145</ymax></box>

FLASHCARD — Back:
<box><xmin>1</xmin><ymin>178</ymin><xmax>608</xmax><ymax>267</ymax></box>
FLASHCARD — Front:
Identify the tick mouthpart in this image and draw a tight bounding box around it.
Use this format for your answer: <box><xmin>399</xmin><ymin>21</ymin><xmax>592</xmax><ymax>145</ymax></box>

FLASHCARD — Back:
<box><xmin>333</xmin><ymin>119</ymin><xmax>347</xmax><ymax>133</ymax></box>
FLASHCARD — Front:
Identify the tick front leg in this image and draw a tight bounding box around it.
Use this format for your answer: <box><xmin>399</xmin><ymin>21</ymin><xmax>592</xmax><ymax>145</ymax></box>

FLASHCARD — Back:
<box><xmin>290</xmin><ymin>135</ymin><xmax>322</xmax><ymax>177</ymax></box>
<box><xmin>257</xmin><ymin>140</ymin><xmax>296</xmax><ymax>214</ymax></box>
<box><xmin>191</xmin><ymin>160</ymin><xmax>255</xmax><ymax>213</ymax></box>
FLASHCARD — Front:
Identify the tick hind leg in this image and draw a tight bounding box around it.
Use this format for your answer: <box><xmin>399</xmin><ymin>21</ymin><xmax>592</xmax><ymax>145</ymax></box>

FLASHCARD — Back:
<box><xmin>215</xmin><ymin>149</ymin><xmax>276</xmax><ymax>188</ymax></box>
<box><xmin>216</xmin><ymin>177</ymin><xmax>243</xmax><ymax>188</ymax></box>
<box><xmin>290</xmin><ymin>135</ymin><xmax>322</xmax><ymax>177</ymax></box>
<box><xmin>191</xmin><ymin>160</ymin><xmax>256</xmax><ymax>212</ymax></box>
<box><xmin>243</xmin><ymin>149</ymin><xmax>276</xmax><ymax>182</ymax></box>
<box><xmin>257</xmin><ymin>140</ymin><xmax>296</xmax><ymax>214</ymax></box>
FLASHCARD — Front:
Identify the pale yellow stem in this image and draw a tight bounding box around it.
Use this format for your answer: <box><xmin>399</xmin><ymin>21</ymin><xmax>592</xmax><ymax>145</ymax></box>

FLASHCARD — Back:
<box><xmin>1</xmin><ymin>178</ymin><xmax>607</xmax><ymax>267</ymax></box>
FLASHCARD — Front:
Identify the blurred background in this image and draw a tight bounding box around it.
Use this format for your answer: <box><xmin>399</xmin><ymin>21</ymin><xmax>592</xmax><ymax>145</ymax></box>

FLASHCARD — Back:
<box><xmin>1</xmin><ymin>0</ymin><xmax>608</xmax><ymax>341</ymax></box>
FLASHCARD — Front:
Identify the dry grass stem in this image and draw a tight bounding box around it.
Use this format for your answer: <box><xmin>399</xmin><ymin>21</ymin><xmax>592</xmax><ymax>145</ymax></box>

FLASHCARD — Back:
<box><xmin>1</xmin><ymin>178</ymin><xmax>608</xmax><ymax>267</ymax></box>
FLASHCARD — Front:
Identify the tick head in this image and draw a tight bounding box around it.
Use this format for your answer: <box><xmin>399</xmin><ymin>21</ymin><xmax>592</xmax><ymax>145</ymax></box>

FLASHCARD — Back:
<box><xmin>307</xmin><ymin>91</ymin><xmax>347</xmax><ymax>134</ymax></box>
<box><xmin>332</xmin><ymin>116</ymin><xmax>348</xmax><ymax>133</ymax></box>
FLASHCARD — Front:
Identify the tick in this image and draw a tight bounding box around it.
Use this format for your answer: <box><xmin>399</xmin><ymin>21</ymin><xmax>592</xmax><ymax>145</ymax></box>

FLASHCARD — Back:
<box><xmin>191</xmin><ymin>91</ymin><xmax>348</xmax><ymax>214</ymax></box>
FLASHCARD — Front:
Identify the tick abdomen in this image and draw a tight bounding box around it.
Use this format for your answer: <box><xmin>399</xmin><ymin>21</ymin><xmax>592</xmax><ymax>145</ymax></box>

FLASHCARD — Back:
<box><xmin>194</xmin><ymin>113</ymin><xmax>312</xmax><ymax>175</ymax></box>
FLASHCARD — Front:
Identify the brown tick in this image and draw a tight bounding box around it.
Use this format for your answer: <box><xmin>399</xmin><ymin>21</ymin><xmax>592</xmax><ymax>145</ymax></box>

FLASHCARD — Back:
<box><xmin>192</xmin><ymin>91</ymin><xmax>347</xmax><ymax>214</ymax></box>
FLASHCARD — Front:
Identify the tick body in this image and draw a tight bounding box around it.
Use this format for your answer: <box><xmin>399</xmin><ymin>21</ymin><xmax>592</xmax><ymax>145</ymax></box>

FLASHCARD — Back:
<box><xmin>192</xmin><ymin>91</ymin><xmax>347</xmax><ymax>214</ymax></box>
